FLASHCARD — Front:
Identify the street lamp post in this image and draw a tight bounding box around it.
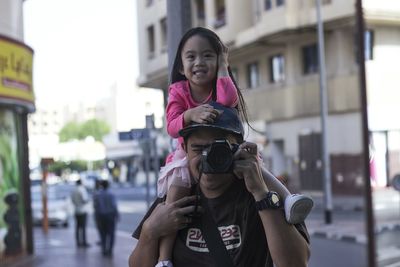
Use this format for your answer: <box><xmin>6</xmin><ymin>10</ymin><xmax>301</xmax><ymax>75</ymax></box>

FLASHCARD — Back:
<box><xmin>316</xmin><ymin>0</ymin><xmax>333</xmax><ymax>224</ymax></box>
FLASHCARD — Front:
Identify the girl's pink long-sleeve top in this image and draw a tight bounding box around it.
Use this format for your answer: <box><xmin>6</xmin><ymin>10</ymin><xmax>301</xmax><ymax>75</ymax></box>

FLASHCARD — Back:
<box><xmin>166</xmin><ymin>77</ymin><xmax>239</xmax><ymax>138</ymax></box>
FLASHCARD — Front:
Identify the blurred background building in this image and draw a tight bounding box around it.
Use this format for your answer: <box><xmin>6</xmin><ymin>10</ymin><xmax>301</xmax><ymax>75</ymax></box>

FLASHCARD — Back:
<box><xmin>135</xmin><ymin>0</ymin><xmax>400</xmax><ymax>195</ymax></box>
<box><xmin>27</xmin><ymin>83</ymin><xmax>166</xmax><ymax>183</ymax></box>
<box><xmin>363</xmin><ymin>1</ymin><xmax>400</xmax><ymax>188</ymax></box>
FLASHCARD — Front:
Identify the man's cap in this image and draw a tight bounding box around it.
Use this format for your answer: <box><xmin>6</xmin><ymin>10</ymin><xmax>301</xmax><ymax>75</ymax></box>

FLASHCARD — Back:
<box><xmin>179</xmin><ymin>101</ymin><xmax>244</xmax><ymax>139</ymax></box>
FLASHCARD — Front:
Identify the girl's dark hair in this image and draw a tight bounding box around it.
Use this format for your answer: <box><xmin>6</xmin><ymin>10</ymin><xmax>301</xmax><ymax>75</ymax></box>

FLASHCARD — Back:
<box><xmin>170</xmin><ymin>27</ymin><xmax>251</xmax><ymax>129</ymax></box>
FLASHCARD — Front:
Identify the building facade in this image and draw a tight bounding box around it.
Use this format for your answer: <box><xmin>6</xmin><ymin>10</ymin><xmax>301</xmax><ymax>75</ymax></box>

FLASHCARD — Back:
<box><xmin>363</xmin><ymin>1</ymin><xmax>400</xmax><ymax>187</ymax></box>
<box><xmin>136</xmin><ymin>0</ymin><xmax>400</xmax><ymax>194</ymax></box>
<box><xmin>0</xmin><ymin>0</ymin><xmax>34</xmax><ymax>261</ymax></box>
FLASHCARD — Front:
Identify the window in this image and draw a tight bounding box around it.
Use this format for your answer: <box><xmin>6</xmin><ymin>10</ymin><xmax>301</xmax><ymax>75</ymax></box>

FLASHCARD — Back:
<box><xmin>302</xmin><ymin>44</ymin><xmax>318</xmax><ymax>74</ymax></box>
<box><xmin>146</xmin><ymin>0</ymin><xmax>153</xmax><ymax>7</ymax></box>
<box><xmin>270</xmin><ymin>54</ymin><xmax>285</xmax><ymax>83</ymax></box>
<box><xmin>265</xmin><ymin>0</ymin><xmax>272</xmax><ymax>10</ymax></box>
<box><xmin>364</xmin><ymin>30</ymin><xmax>374</xmax><ymax>61</ymax></box>
<box><xmin>195</xmin><ymin>0</ymin><xmax>205</xmax><ymax>26</ymax></box>
<box><xmin>214</xmin><ymin>0</ymin><xmax>226</xmax><ymax>28</ymax></box>
<box><xmin>147</xmin><ymin>25</ymin><xmax>155</xmax><ymax>58</ymax></box>
<box><xmin>354</xmin><ymin>30</ymin><xmax>374</xmax><ymax>63</ymax></box>
<box><xmin>276</xmin><ymin>0</ymin><xmax>285</xmax><ymax>6</ymax></box>
<box><xmin>315</xmin><ymin>0</ymin><xmax>332</xmax><ymax>6</ymax></box>
<box><xmin>160</xmin><ymin>18</ymin><xmax>167</xmax><ymax>52</ymax></box>
<box><xmin>247</xmin><ymin>62</ymin><xmax>259</xmax><ymax>88</ymax></box>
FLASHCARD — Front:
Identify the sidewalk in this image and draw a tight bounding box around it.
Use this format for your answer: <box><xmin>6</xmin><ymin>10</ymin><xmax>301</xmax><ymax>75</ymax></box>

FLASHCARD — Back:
<box><xmin>306</xmin><ymin>187</ymin><xmax>400</xmax><ymax>244</ymax></box>
<box><xmin>306</xmin><ymin>187</ymin><xmax>400</xmax><ymax>266</ymax></box>
<box><xmin>4</xmin><ymin>227</ymin><xmax>137</xmax><ymax>267</ymax></box>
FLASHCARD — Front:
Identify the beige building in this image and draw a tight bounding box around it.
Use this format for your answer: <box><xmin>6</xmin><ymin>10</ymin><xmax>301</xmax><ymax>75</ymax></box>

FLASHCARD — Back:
<box><xmin>136</xmin><ymin>0</ymin><xmax>400</xmax><ymax>194</ymax></box>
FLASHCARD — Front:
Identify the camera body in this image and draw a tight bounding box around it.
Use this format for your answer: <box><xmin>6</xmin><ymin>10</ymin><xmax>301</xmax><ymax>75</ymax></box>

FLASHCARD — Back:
<box><xmin>201</xmin><ymin>139</ymin><xmax>239</xmax><ymax>174</ymax></box>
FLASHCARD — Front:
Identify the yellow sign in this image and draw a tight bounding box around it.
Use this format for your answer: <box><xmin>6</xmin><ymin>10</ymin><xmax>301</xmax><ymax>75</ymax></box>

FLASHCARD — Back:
<box><xmin>0</xmin><ymin>35</ymin><xmax>35</xmax><ymax>112</ymax></box>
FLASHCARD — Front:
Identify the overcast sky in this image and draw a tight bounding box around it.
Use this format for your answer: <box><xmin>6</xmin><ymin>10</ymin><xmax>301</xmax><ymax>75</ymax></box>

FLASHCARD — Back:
<box><xmin>23</xmin><ymin>0</ymin><xmax>138</xmax><ymax>106</ymax></box>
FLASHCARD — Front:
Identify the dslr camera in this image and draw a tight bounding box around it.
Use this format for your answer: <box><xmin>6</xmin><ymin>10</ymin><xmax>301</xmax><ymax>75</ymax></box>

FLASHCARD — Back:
<box><xmin>201</xmin><ymin>139</ymin><xmax>239</xmax><ymax>173</ymax></box>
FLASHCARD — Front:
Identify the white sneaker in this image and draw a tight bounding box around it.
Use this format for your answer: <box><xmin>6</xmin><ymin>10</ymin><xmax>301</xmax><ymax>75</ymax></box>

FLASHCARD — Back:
<box><xmin>284</xmin><ymin>194</ymin><xmax>314</xmax><ymax>224</ymax></box>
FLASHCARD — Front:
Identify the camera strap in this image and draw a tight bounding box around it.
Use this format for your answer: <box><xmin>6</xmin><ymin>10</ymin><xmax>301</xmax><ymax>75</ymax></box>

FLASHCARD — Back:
<box><xmin>197</xmin><ymin>183</ymin><xmax>234</xmax><ymax>267</ymax></box>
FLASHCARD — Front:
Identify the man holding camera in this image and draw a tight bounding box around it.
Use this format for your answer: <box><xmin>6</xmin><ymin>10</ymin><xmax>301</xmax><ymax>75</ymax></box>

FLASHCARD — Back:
<box><xmin>129</xmin><ymin>102</ymin><xmax>310</xmax><ymax>267</ymax></box>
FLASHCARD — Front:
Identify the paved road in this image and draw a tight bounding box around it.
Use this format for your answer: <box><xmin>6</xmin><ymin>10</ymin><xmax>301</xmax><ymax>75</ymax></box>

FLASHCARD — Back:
<box><xmin>309</xmin><ymin>236</ymin><xmax>367</xmax><ymax>267</ymax></box>
<box><xmin>376</xmin><ymin>230</ymin><xmax>400</xmax><ymax>266</ymax></box>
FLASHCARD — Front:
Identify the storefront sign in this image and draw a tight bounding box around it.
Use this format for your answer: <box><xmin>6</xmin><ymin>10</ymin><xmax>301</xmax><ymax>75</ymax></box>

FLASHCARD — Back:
<box><xmin>0</xmin><ymin>35</ymin><xmax>35</xmax><ymax>112</ymax></box>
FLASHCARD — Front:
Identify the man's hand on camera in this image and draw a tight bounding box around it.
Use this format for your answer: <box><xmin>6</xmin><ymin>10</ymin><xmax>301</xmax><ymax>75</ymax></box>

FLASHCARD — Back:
<box><xmin>233</xmin><ymin>142</ymin><xmax>269</xmax><ymax>201</ymax></box>
<box><xmin>142</xmin><ymin>195</ymin><xmax>200</xmax><ymax>240</ymax></box>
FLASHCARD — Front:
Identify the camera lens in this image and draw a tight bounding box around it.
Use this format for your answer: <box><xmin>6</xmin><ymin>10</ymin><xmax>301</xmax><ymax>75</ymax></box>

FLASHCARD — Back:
<box><xmin>207</xmin><ymin>142</ymin><xmax>233</xmax><ymax>173</ymax></box>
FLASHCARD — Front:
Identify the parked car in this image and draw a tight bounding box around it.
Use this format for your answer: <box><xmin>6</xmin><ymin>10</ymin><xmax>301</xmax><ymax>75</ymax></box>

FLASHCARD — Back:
<box><xmin>31</xmin><ymin>184</ymin><xmax>74</xmax><ymax>227</ymax></box>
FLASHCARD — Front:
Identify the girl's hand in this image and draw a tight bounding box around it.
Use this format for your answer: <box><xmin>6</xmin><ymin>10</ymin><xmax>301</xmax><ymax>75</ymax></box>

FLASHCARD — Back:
<box><xmin>219</xmin><ymin>41</ymin><xmax>229</xmax><ymax>67</ymax></box>
<box><xmin>184</xmin><ymin>104</ymin><xmax>221</xmax><ymax>125</ymax></box>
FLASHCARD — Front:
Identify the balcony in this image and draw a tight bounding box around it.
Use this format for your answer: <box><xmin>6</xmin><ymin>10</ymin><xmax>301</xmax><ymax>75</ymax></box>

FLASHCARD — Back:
<box><xmin>235</xmin><ymin>0</ymin><xmax>355</xmax><ymax>49</ymax></box>
<box><xmin>243</xmin><ymin>73</ymin><xmax>360</xmax><ymax>122</ymax></box>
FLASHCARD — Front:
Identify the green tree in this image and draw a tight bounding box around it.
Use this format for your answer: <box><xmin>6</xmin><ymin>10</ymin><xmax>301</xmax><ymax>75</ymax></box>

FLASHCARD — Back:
<box><xmin>79</xmin><ymin>119</ymin><xmax>110</xmax><ymax>141</ymax></box>
<box><xmin>59</xmin><ymin>121</ymin><xmax>80</xmax><ymax>142</ymax></box>
<box><xmin>58</xmin><ymin>119</ymin><xmax>110</xmax><ymax>142</ymax></box>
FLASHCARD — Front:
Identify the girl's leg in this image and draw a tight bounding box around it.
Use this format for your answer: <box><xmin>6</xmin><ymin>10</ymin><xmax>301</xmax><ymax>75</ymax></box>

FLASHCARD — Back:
<box><xmin>158</xmin><ymin>185</ymin><xmax>191</xmax><ymax>261</ymax></box>
<box><xmin>261</xmin><ymin>167</ymin><xmax>291</xmax><ymax>199</ymax></box>
<box><xmin>261</xmin><ymin>167</ymin><xmax>313</xmax><ymax>224</ymax></box>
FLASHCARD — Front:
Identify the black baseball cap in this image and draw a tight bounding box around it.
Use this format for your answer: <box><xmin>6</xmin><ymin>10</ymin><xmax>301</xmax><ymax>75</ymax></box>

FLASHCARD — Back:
<box><xmin>179</xmin><ymin>101</ymin><xmax>244</xmax><ymax>140</ymax></box>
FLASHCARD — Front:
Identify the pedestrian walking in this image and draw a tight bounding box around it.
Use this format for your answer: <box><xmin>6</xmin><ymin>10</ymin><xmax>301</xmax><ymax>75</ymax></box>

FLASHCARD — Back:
<box><xmin>70</xmin><ymin>179</ymin><xmax>90</xmax><ymax>248</ymax></box>
<box><xmin>93</xmin><ymin>179</ymin><xmax>102</xmax><ymax>245</ymax></box>
<box><xmin>94</xmin><ymin>180</ymin><xmax>119</xmax><ymax>257</ymax></box>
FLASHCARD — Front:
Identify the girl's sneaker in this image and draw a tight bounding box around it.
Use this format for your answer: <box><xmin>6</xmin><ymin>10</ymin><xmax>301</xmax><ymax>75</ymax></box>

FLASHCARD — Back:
<box><xmin>284</xmin><ymin>194</ymin><xmax>314</xmax><ymax>224</ymax></box>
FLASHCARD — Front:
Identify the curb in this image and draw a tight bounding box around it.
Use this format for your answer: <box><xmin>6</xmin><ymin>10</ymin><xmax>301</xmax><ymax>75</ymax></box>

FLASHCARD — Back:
<box><xmin>309</xmin><ymin>229</ymin><xmax>367</xmax><ymax>244</ymax></box>
<box><xmin>376</xmin><ymin>223</ymin><xmax>400</xmax><ymax>234</ymax></box>
<box><xmin>377</xmin><ymin>246</ymin><xmax>400</xmax><ymax>267</ymax></box>
<box><xmin>312</xmin><ymin>203</ymin><xmax>364</xmax><ymax>212</ymax></box>
<box><xmin>309</xmin><ymin>222</ymin><xmax>400</xmax><ymax>245</ymax></box>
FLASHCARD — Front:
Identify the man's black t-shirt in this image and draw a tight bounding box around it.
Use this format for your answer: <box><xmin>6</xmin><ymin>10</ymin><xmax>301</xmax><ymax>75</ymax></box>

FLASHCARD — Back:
<box><xmin>133</xmin><ymin>179</ymin><xmax>309</xmax><ymax>267</ymax></box>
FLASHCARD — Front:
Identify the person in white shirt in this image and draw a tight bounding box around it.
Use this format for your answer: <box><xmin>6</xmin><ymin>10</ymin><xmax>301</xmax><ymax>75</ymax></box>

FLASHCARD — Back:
<box><xmin>71</xmin><ymin>179</ymin><xmax>90</xmax><ymax>247</ymax></box>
